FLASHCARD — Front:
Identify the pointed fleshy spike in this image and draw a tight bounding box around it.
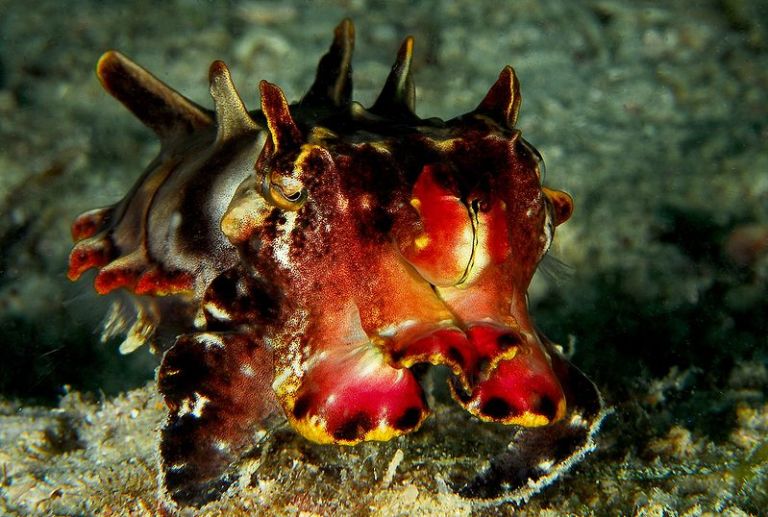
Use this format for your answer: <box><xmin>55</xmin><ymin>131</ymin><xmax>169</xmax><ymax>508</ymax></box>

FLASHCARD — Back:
<box><xmin>473</xmin><ymin>65</ymin><xmax>521</xmax><ymax>128</ymax></box>
<box><xmin>71</xmin><ymin>207</ymin><xmax>113</xmax><ymax>242</ymax></box>
<box><xmin>209</xmin><ymin>60</ymin><xmax>260</xmax><ymax>142</ymax></box>
<box><xmin>68</xmin><ymin>236</ymin><xmax>113</xmax><ymax>280</ymax></box>
<box><xmin>301</xmin><ymin>18</ymin><xmax>355</xmax><ymax>108</ymax></box>
<box><xmin>543</xmin><ymin>187</ymin><xmax>574</xmax><ymax>226</ymax></box>
<box><xmin>259</xmin><ymin>81</ymin><xmax>302</xmax><ymax>152</ymax></box>
<box><xmin>97</xmin><ymin>51</ymin><xmax>213</xmax><ymax>143</ymax></box>
<box><xmin>370</xmin><ymin>36</ymin><xmax>416</xmax><ymax>117</ymax></box>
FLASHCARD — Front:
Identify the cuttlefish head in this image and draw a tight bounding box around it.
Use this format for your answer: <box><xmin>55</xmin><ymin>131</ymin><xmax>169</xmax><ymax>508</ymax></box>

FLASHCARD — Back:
<box><xmin>223</xmin><ymin>49</ymin><xmax>575</xmax><ymax>443</ymax></box>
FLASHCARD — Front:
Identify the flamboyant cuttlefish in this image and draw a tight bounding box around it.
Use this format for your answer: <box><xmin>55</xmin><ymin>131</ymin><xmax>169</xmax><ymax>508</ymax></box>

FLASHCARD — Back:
<box><xmin>68</xmin><ymin>19</ymin><xmax>605</xmax><ymax>508</ymax></box>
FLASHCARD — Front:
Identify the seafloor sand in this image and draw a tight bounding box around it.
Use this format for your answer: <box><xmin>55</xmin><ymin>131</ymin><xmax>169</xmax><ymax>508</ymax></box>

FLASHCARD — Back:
<box><xmin>0</xmin><ymin>0</ymin><xmax>766</xmax><ymax>515</ymax></box>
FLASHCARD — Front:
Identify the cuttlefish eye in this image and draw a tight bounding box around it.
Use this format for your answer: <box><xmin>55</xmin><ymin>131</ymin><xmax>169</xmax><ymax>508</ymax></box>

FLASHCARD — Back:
<box><xmin>260</xmin><ymin>169</ymin><xmax>307</xmax><ymax>210</ymax></box>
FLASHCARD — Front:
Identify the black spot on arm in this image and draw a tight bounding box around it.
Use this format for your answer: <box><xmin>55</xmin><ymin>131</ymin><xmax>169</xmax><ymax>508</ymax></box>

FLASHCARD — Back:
<box><xmin>481</xmin><ymin>397</ymin><xmax>513</xmax><ymax>419</ymax></box>
<box><xmin>332</xmin><ymin>412</ymin><xmax>374</xmax><ymax>442</ymax></box>
<box><xmin>394</xmin><ymin>407</ymin><xmax>422</xmax><ymax>431</ymax></box>
<box><xmin>535</xmin><ymin>395</ymin><xmax>558</xmax><ymax>422</ymax></box>
<box><xmin>447</xmin><ymin>346</ymin><xmax>464</xmax><ymax>367</ymax></box>
<box><xmin>292</xmin><ymin>395</ymin><xmax>311</xmax><ymax>420</ymax></box>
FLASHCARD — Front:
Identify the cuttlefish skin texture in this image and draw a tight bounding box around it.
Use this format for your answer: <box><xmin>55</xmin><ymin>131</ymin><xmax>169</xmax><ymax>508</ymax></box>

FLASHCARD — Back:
<box><xmin>68</xmin><ymin>19</ymin><xmax>604</xmax><ymax>508</ymax></box>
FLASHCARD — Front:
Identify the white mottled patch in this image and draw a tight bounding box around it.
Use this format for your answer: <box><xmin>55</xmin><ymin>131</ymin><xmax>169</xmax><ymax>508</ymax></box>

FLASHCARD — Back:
<box><xmin>168</xmin><ymin>463</ymin><xmax>187</xmax><ymax>472</ymax></box>
<box><xmin>190</xmin><ymin>392</ymin><xmax>210</xmax><ymax>418</ymax></box>
<box><xmin>197</xmin><ymin>333</ymin><xmax>225</xmax><ymax>349</ymax></box>
<box><xmin>271</xmin><ymin>367</ymin><xmax>292</xmax><ymax>391</ymax></box>
<box><xmin>336</xmin><ymin>192</ymin><xmax>349</xmax><ymax>212</ymax></box>
<box><xmin>177</xmin><ymin>392</ymin><xmax>210</xmax><ymax>418</ymax></box>
<box><xmin>204</xmin><ymin>302</ymin><xmax>231</xmax><ymax>321</ymax></box>
<box><xmin>194</xmin><ymin>308</ymin><xmax>206</xmax><ymax>329</ymax></box>
<box><xmin>273</xmin><ymin>210</ymin><xmax>297</xmax><ymax>271</ymax></box>
<box><xmin>287</xmin><ymin>309</ymin><xmax>309</xmax><ymax>332</ymax></box>
<box><xmin>240</xmin><ymin>364</ymin><xmax>256</xmax><ymax>377</ymax></box>
<box><xmin>214</xmin><ymin>440</ymin><xmax>230</xmax><ymax>452</ymax></box>
<box><xmin>359</xmin><ymin>194</ymin><xmax>373</xmax><ymax>210</ymax></box>
<box><xmin>290</xmin><ymin>351</ymin><xmax>306</xmax><ymax>379</ymax></box>
<box><xmin>177</xmin><ymin>398</ymin><xmax>193</xmax><ymax>418</ymax></box>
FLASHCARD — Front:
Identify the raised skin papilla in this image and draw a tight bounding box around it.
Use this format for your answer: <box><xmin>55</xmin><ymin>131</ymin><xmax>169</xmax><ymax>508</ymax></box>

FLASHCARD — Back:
<box><xmin>68</xmin><ymin>18</ymin><xmax>605</xmax><ymax>508</ymax></box>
